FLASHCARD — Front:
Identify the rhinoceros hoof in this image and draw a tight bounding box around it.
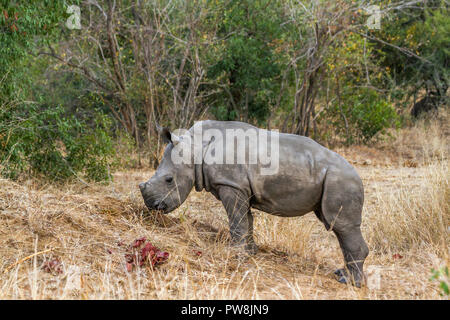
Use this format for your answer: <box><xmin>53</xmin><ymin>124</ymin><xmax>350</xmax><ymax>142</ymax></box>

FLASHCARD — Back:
<box><xmin>335</xmin><ymin>269</ymin><xmax>362</xmax><ymax>288</ymax></box>
<box><xmin>245</xmin><ymin>243</ymin><xmax>259</xmax><ymax>255</ymax></box>
<box><xmin>338</xmin><ymin>276</ymin><xmax>361</xmax><ymax>288</ymax></box>
<box><xmin>230</xmin><ymin>243</ymin><xmax>258</xmax><ymax>258</ymax></box>
<box><xmin>334</xmin><ymin>268</ymin><xmax>348</xmax><ymax>278</ymax></box>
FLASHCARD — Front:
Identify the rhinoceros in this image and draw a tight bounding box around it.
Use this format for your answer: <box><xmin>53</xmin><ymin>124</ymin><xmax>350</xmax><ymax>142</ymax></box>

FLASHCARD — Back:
<box><xmin>139</xmin><ymin>120</ymin><xmax>369</xmax><ymax>287</ymax></box>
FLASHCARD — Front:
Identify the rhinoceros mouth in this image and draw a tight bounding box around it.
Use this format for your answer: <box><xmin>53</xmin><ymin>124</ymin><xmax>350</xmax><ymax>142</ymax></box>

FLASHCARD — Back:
<box><xmin>143</xmin><ymin>198</ymin><xmax>169</xmax><ymax>214</ymax></box>
<box><xmin>155</xmin><ymin>201</ymin><xmax>167</xmax><ymax>212</ymax></box>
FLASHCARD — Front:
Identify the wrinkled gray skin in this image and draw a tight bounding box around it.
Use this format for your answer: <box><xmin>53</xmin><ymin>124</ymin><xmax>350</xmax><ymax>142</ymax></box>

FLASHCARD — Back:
<box><xmin>139</xmin><ymin>121</ymin><xmax>369</xmax><ymax>287</ymax></box>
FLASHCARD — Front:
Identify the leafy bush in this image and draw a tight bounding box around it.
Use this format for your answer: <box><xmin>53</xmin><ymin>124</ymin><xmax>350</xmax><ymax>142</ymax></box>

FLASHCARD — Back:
<box><xmin>349</xmin><ymin>98</ymin><xmax>399</xmax><ymax>143</ymax></box>
<box><xmin>0</xmin><ymin>104</ymin><xmax>115</xmax><ymax>182</ymax></box>
<box><xmin>327</xmin><ymin>89</ymin><xmax>400</xmax><ymax>144</ymax></box>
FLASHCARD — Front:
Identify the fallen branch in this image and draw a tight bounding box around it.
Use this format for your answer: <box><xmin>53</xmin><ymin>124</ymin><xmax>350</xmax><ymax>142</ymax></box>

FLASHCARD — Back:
<box><xmin>3</xmin><ymin>248</ymin><xmax>54</xmax><ymax>274</ymax></box>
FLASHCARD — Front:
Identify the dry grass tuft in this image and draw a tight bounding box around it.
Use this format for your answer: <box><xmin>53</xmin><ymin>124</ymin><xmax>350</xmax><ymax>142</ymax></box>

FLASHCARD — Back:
<box><xmin>385</xmin><ymin>110</ymin><xmax>449</xmax><ymax>165</ymax></box>
<box><xmin>365</xmin><ymin>161</ymin><xmax>448</xmax><ymax>255</ymax></box>
<box><xmin>0</xmin><ymin>113</ymin><xmax>448</xmax><ymax>299</ymax></box>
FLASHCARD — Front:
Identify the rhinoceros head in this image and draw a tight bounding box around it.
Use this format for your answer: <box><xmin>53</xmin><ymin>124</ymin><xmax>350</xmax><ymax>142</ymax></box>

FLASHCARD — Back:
<box><xmin>139</xmin><ymin>127</ymin><xmax>195</xmax><ymax>214</ymax></box>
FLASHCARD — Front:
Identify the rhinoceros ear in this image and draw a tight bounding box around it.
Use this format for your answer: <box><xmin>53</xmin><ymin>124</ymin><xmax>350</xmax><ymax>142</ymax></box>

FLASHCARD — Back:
<box><xmin>158</xmin><ymin>128</ymin><xmax>172</xmax><ymax>143</ymax></box>
<box><xmin>157</xmin><ymin>125</ymin><xmax>180</xmax><ymax>146</ymax></box>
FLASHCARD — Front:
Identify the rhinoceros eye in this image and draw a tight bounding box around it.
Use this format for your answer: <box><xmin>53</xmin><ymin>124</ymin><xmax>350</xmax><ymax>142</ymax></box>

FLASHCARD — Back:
<box><xmin>165</xmin><ymin>176</ymin><xmax>173</xmax><ymax>183</ymax></box>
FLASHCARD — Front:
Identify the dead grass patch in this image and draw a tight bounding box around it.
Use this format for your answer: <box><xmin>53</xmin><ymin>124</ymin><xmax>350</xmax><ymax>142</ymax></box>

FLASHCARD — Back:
<box><xmin>0</xmin><ymin>116</ymin><xmax>448</xmax><ymax>299</ymax></box>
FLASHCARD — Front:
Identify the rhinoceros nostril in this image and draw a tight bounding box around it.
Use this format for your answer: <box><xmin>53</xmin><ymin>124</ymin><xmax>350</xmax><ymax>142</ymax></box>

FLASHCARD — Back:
<box><xmin>139</xmin><ymin>182</ymin><xmax>146</xmax><ymax>191</ymax></box>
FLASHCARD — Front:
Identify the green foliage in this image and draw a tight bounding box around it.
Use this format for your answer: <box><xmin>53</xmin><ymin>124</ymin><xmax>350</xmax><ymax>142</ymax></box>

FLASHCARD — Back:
<box><xmin>430</xmin><ymin>266</ymin><xmax>450</xmax><ymax>296</ymax></box>
<box><xmin>0</xmin><ymin>1</ymin><xmax>117</xmax><ymax>182</ymax></box>
<box><xmin>327</xmin><ymin>89</ymin><xmax>399</xmax><ymax>144</ymax></box>
<box><xmin>0</xmin><ymin>1</ymin><xmax>70</xmax><ymax>103</ymax></box>
<box><xmin>207</xmin><ymin>0</ymin><xmax>285</xmax><ymax>124</ymax></box>
<box><xmin>114</xmin><ymin>130</ymin><xmax>139</xmax><ymax>169</ymax></box>
<box><xmin>0</xmin><ymin>105</ymin><xmax>115</xmax><ymax>182</ymax></box>
<box><xmin>320</xmin><ymin>27</ymin><xmax>400</xmax><ymax>144</ymax></box>
<box><xmin>378</xmin><ymin>0</ymin><xmax>449</xmax><ymax>106</ymax></box>
<box><xmin>1</xmin><ymin>0</ymin><xmax>446</xmax><ymax>181</ymax></box>
<box><xmin>350</xmin><ymin>98</ymin><xmax>399</xmax><ymax>143</ymax></box>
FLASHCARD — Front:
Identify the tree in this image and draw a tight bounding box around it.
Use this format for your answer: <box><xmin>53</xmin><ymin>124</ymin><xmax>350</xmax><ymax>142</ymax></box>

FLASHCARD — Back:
<box><xmin>207</xmin><ymin>0</ymin><xmax>285</xmax><ymax>125</ymax></box>
<box><xmin>0</xmin><ymin>0</ymin><xmax>67</xmax><ymax>103</ymax></box>
<box><xmin>38</xmin><ymin>0</ymin><xmax>218</xmax><ymax>166</ymax></box>
<box><xmin>376</xmin><ymin>0</ymin><xmax>449</xmax><ymax>113</ymax></box>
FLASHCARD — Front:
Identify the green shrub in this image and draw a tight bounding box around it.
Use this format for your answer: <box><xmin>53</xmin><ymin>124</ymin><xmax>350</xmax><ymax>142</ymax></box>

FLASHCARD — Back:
<box><xmin>327</xmin><ymin>89</ymin><xmax>400</xmax><ymax>145</ymax></box>
<box><xmin>0</xmin><ymin>104</ymin><xmax>115</xmax><ymax>182</ymax></box>
<box><xmin>349</xmin><ymin>98</ymin><xmax>399</xmax><ymax>144</ymax></box>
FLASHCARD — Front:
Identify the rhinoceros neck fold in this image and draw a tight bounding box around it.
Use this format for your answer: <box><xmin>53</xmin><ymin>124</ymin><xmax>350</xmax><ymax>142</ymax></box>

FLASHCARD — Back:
<box><xmin>193</xmin><ymin>130</ymin><xmax>215</xmax><ymax>193</ymax></box>
<box><xmin>194</xmin><ymin>163</ymin><xmax>204</xmax><ymax>192</ymax></box>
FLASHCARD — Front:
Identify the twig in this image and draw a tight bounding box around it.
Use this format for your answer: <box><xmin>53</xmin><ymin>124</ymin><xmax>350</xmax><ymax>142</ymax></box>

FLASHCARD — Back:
<box><xmin>61</xmin><ymin>157</ymin><xmax>91</xmax><ymax>188</ymax></box>
<box><xmin>3</xmin><ymin>248</ymin><xmax>54</xmax><ymax>274</ymax></box>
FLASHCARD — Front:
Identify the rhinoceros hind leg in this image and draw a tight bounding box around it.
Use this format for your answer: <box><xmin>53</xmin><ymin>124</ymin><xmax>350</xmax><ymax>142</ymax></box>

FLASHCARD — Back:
<box><xmin>333</xmin><ymin>226</ymin><xmax>368</xmax><ymax>287</ymax></box>
<box><xmin>319</xmin><ymin>171</ymin><xmax>369</xmax><ymax>288</ymax></box>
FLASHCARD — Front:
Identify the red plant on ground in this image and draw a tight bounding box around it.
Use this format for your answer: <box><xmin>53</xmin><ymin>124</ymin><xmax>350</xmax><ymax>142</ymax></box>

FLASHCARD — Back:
<box><xmin>124</xmin><ymin>237</ymin><xmax>169</xmax><ymax>272</ymax></box>
<box><xmin>392</xmin><ymin>253</ymin><xmax>403</xmax><ymax>260</ymax></box>
<box><xmin>42</xmin><ymin>258</ymin><xmax>63</xmax><ymax>274</ymax></box>
<box><xmin>193</xmin><ymin>250</ymin><xmax>202</xmax><ymax>257</ymax></box>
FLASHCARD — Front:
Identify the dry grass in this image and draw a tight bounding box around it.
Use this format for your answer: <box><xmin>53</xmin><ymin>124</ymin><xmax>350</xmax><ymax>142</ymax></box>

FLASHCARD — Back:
<box><xmin>0</xmin><ymin>115</ymin><xmax>448</xmax><ymax>299</ymax></box>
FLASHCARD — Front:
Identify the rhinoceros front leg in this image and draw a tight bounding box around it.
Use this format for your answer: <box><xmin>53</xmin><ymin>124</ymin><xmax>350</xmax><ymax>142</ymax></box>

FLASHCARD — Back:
<box><xmin>218</xmin><ymin>186</ymin><xmax>258</xmax><ymax>255</ymax></box>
